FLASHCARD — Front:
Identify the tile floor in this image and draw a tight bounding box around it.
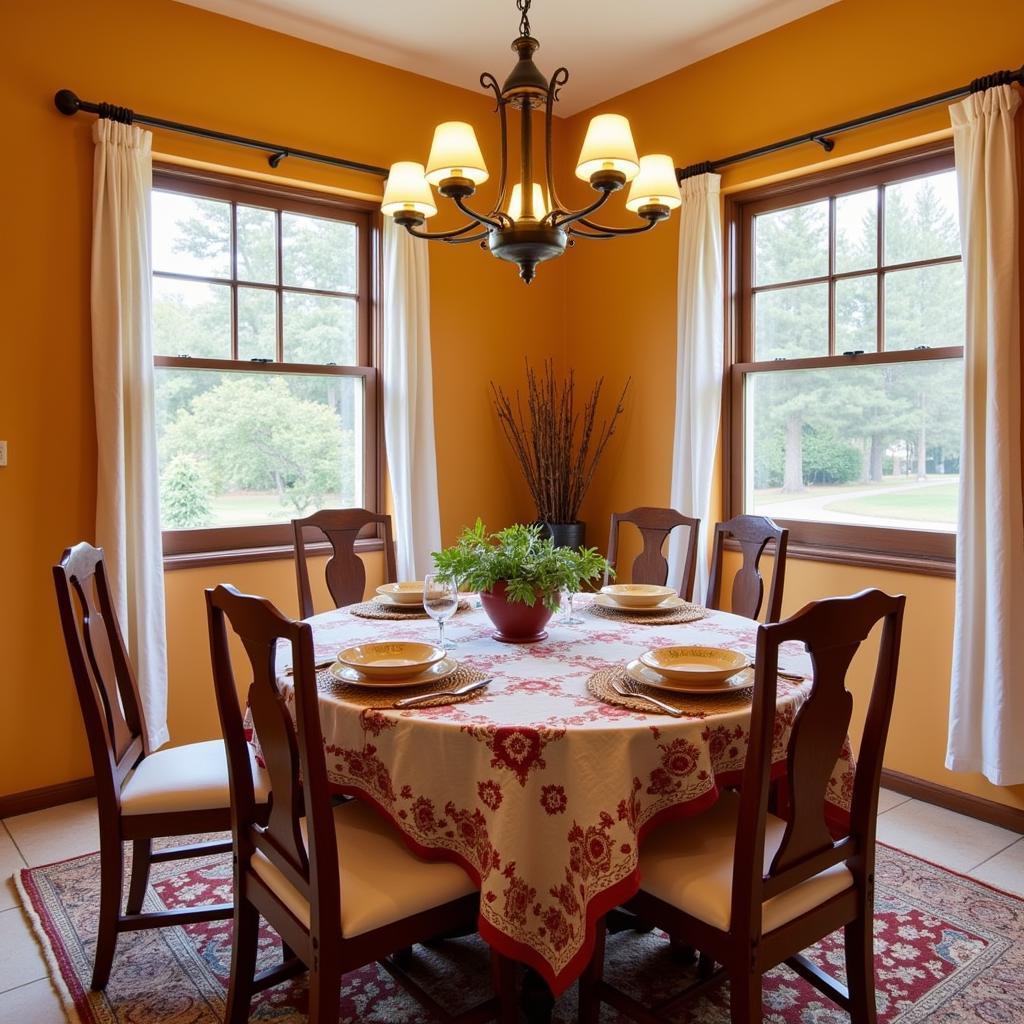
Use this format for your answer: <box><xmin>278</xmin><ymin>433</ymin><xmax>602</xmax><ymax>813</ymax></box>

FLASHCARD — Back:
<box><xmin>0</xmin><ymin>791</ymin><xmax>1020</xmax><ymax>1021</ymax></box>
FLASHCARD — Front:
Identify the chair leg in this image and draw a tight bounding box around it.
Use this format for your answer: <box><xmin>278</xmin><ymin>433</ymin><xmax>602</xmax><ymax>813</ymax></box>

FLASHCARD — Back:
<box><xmin>308</xmin><ymin>960</ymin><xmax>341</xmax><ymax>1024</ymax></box>
<box><xmin>224</xmin><ymin>898</ymin><xmax>260</xmax><ymax>1024</ymax></box>
<box><xmin>490</xmin><ymin>949</ymin><xmax>519</xmax><ymax>1024</ymax></box>
<box><xmin>578</xmin><ymin>915</ymin><xmax>606</xmax><ymax>1024</ymax></box>
<box><xmin>728</xmin><ymin>968</ymin><xmax>762</xmax><ymax>1024</ymax></box>
<box><xmin>845</xmin><ymin>914</ymin><xmax>878</xmax><ymax>1024</ymax></box>
<box><xmin>91</xmin><ymin>839</ymin><xmax>124</xmax><ymax>990</ymax></box>
<box><xmin>125</xmin><ymin>838</ymin><xmax>152</xmax><ymax>915</ymax></box>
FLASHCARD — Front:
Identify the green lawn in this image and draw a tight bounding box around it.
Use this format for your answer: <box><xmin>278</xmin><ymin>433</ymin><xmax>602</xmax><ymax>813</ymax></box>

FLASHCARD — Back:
<box><xmin>825</xmin><ymin>482</ymin><xmax>959</xmax><ymax>523</ymax></box>
<box><xmin>208</xmin><ymin>491</ymin><xmax>348</xmax><ymax>527</ymax></box>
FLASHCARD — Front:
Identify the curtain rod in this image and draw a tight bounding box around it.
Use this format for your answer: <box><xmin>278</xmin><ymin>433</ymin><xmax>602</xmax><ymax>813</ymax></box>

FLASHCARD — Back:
<box><xmin>676</xmin><ymin>63</ymin><xmax>1024</xmax><ymax>180</ymax></box>
<box><xmin>53</xmin><ymin>89</ymin><xmax>389</xmax><ymax>178</ymax></box>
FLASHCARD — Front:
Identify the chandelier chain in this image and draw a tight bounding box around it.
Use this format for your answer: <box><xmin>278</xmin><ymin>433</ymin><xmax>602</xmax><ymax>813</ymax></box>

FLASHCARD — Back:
<box><xmin>517</xmin><ymin>0</ymin><xmax>531</xmax><ymax>38</ymax></box>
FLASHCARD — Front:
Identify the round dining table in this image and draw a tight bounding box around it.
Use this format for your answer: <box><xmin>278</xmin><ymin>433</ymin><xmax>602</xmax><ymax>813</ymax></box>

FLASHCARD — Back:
<box><xmin>271</xmin><ymin>594</ymin><xmax>854</xmax><ymax>1002</ymax></box>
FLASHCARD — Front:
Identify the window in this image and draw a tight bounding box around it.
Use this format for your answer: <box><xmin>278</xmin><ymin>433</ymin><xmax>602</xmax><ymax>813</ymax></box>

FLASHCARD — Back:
<box><xmin>151</xmin><ymin>170</ymin><xmax>379</xmax><ymax>559</ymax></box>
<box><xmin>729</xmin><ymin>148</ymin><xmax>963</xmax><ymax>568</ymax></box>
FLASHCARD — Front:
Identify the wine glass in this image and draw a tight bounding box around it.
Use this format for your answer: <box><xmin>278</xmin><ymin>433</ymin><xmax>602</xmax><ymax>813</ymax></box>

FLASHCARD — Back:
<box><xmin>423</xmin><ymin>573</ymin><xmax>459</xmax><ymax>650</ymax></box>
<box><xmin>561</xmin><ymin>584</ymin><xmax>583</xmax><ymax>625</ymax></box>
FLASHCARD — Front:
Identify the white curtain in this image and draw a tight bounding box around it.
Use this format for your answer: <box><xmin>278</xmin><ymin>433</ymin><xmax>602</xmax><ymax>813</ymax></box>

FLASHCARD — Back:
<box><xmin>382</xmin><ymin>218</ymin><xmax>443</xmax><ymax>579</ymax></box>
<box><xmin>946</xmin><ymin>84</ymin><xmax>1024</xmax><ymax>786</ymax></box>
<box><xmin>91</xmin><ymin>119</ymin><xmax>168</xmax><ymax>750</ymax></box>
<box><xmin>667</xmin><ymin>172</ymin><xmax>724</xmax><ymax>600</ymax></box>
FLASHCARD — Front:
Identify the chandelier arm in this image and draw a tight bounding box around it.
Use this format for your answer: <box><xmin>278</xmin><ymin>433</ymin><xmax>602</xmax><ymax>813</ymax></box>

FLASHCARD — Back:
<box><xmin>542</xmin><ymin>68</ymin><xmax>571</xmax><ymax>223</ymax></box>
<box><xmin>574</xmin><ymin>216</ymin><xmax>660</xmax><ymax>236</ymax></box>
<box><xmin>550</xmin><ymin>187</ymin><xmax>614</xmax><ymax>229</ymax></box>
<box><xmin>402</xmin><ymin>220</ymin><xmax>487</xmax><ymax>241</ymax></box>
<box><xmin>444</xmin><ymin>230</ymin><xmax>490</xmax><ymax>245</ymax></box>
<box><xmin>452</xmin><ymin>192</ymin><xmax>505</xmax><ymax>231</ymax></box>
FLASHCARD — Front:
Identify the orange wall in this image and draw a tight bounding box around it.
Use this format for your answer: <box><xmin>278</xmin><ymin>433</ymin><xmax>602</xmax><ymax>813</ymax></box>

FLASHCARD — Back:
<box><xmin>0</xmin><ymin>0</ymin><xmax>564</xmax><ymax>795</ymax></box>
<box><xmin>2</xmin><ymin>0</ymin><xmax>1022</xmax><ymax>813</ymax></box>
<box><xmin>560</xmin><ymin>0</ymin><xmax>1024</xmax><ymax>812</ymax></box>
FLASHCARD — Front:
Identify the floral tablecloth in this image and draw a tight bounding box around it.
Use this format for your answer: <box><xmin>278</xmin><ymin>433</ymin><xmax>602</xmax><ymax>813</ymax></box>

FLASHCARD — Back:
<box><xmin>271</xmin><ymin>596</ymin><xmax>854</xmax><ymax>996</ymax></box>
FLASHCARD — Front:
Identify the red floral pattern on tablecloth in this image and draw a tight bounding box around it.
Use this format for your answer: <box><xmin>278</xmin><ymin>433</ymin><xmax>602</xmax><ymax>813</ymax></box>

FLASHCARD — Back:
<box><xmin>259</xmin><ymin>596</ymin><xmax>852</xmax><ymax>996</ymax></box>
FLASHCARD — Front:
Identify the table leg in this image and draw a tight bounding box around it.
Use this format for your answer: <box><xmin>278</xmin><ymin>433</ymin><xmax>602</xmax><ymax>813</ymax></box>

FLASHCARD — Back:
<box><xmin>606</xmin><ymin>908</ymin><xmax>655</xmax><ymax>934</ymax></box>
<box><xmin>520</xmin><ymin>966</ymin><xmax>555</xmax><ymax>1024</ymax></box>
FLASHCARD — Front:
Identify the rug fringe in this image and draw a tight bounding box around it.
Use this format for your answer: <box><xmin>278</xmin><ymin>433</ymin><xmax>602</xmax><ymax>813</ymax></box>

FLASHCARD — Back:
<box><xmin>14</xmin><ymin>867</ymin><xmax>85</xmax><ymax>1024</ymax></box>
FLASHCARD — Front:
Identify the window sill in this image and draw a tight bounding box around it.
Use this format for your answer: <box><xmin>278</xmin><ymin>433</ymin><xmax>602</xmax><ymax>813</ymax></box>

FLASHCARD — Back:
<box><xmin>780</xmin><ymin>540</ymin><xmax>955</xmax><ymax>579</ymax></box>
<box><xmin>163</xmin><ymin>537</ymin><xmax>384</xmax><ymax>572</ymax></box>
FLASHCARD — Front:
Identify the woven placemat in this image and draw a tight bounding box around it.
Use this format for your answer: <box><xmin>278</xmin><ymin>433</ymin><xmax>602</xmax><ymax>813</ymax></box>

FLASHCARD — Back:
<box><xmin>349</xmin><ymin>598</ymin><xmax>471</xmax><ymax>621</ymax></box>
<box><xmin>586</xmin><ymin>665</ymin><xmax>753</xmax><ymax>717</ymax></box>
<box><xmin>313</xmin><ymin>662</ymin><xmax>490</xmax><ymax>709</ymax></box>
<box><xmin>587</xmin><ymin>601</ymin><xmax>708</xmax><ymax>626</ymax></box>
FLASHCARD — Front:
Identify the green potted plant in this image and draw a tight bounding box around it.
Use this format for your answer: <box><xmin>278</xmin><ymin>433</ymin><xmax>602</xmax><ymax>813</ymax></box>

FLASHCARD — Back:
<box><xmin>432</xmin><ymin>520</ymin><xmax>612</xmax><ymax>643</ymax></box>
<box><xmin>491</xmin><ymin>360</ymin><xmax>629</xmax><ymax>548</ymax></box>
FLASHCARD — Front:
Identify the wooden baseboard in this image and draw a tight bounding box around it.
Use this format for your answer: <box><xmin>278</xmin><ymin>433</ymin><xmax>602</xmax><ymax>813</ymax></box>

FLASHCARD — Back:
<box><xmin>0</xmin><ymin>777</ymin><xmax>96</xmax><ymax>820</ymax></box>
<box><xmin>881</xmin><ymin>768</ymin><xmax>1024</xmax><ymax>834</ymax></box>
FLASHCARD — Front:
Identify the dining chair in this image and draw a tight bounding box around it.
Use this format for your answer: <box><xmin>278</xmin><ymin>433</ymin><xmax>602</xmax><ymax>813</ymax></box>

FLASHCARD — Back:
<box><xmin>579</xmin><ymin>588</ymin><xmax>906</xmax><ymax>1024</ymax></box>
<box><xmin>52</xmin><ymin>543</ymin><xmax>271</xmax><ymax>990</ymax></box>
<box><xmin>706</xmin><ymin>514</ymin><xmax>789</xmax><ymax>623</ymax></box>
<box><xmin>606</xmin><ymin>507</ymin><xmax>701</xmax><ymax>599</ymax></box>
<box><xmin>206</xmin><ymin>583</ymin><xmax>516</xmax><ymax>1024</ymax></box>
<box><xmin>292</xmin><ymin>508</ymin><xmax>398</xmax><ymax>617</ymax></box>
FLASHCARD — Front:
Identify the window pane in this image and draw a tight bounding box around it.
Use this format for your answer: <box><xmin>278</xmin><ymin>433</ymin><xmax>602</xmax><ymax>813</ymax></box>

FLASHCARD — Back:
<box><xmin>153</xmin><ymin>278</ymin><xmax>231</xmax><ymax>358</ymax></box>
<box><xmin>744</xmin><ymin>358</ymin><xmax>962</xmax><ymax>533</ymax></box>
<box><xmin>754</xmin><ymin>200</ymin><xmax>828</xmax><ymax>286</ymax></box>
<box><xmin>754</xmin><ymin>283</ymin><xmax>829</xmax><ymax>360</ymax></box>
<box><xmin>236</xmin><ymin>205</ymin><xmax>276</xmax><ymax>284</ymax></box>
<box><xmin>885</xmin><ymin>263</ymin><xmax>965</xmax><ymax>351</ymax></box>
<box><xmin>152</xmin><ymin>191</ymin><xmax>230</xmax><ymax>278</ymax></box>
<box><xmin>155</xmin><ymin>368</ymin><xmax>364</xmax><ymax>530</ymax></box>
<box><xmin>237</xmin><ymin>287</ymin><xmax>277</xmax><ymax>361</ymax></box>
<box><xmin>884</xmin><ymin>170</ymin><xmax>961</xmax><ymax>266</ymax></box>
<box><xmin>282</xmin><ymin>212</ymin><xmax>357</xmax><ymax>292</ymax></box>
<box><xmin>835</xmin><ymin>275</ymin><xmax>877</xmax><ymax>354</ymax></box>
<box><xmin>835</xmin><ymin>189</ymin><xmax>877</xmax><ymax>274</ymax></box>
<box><xmin>283</xmin><ymin>292</ymin><xmax>357</xmax><ymax>364</ymax></box>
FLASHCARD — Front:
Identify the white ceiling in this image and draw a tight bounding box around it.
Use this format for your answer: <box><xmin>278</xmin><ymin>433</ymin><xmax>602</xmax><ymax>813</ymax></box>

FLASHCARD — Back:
<box><xmin>175</xmin><ymin>0</ymin><xmax>839</xmax><ymax>116</ymax></box>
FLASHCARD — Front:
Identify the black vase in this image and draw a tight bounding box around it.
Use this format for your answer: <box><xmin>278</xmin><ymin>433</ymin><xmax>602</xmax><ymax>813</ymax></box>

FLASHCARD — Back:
<box><xmin>539</xmin><ymin>521</ymin><xmax>586</xmax><ymax>549</ymax></box>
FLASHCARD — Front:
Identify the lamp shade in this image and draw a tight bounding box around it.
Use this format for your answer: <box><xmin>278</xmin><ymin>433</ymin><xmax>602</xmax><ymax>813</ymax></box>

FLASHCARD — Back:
<box><xmin>381</xmin><ymin>162</ymin><xmax>437</xmax><ymax>218</ymax></box>
<box><xmin>625</xmin><ymin>154</ymin><xmax>682</xmax><ymax>212</ymax></box>
<box><xmin>507</xmin><ymin>182</ymin><xmax>549</xmax><ymax>221</ymax></box>
<box><xmin>425</xmin><ymin>121</ymin><xmax>489</xmax><ymax>185</ymax></box>
<box><xmin>575</xmin><ymin>113</ymin><xmax>640</xmax><ymax>182</ymax></box>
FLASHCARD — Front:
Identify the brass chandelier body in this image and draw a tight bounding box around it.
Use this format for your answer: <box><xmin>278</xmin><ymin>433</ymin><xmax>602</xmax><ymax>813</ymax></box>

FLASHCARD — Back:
<box><xmin>382</xmin><ymin>0</ymin><xmax>682</xmax><ymax>283</ymax></box>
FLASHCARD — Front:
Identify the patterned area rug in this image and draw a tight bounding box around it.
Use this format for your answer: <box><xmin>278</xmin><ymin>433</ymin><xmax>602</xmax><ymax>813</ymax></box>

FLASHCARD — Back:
<box><xmin>16</xmin><ymin>838</ymin><xmax>1024</xmax><ymax>1023</ymax></box>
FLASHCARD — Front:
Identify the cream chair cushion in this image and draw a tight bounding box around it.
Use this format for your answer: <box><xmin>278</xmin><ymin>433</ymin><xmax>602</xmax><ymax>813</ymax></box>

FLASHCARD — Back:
<box><xmin>121</xmin><ymin>739</ymin><xmax>270</xmax><ymax>816</ymax></box>
<box><xmin>250</xmin><ymin>799</ymin><xmax>476</xmax><ymax>938</ymax></box>
<box><xmin>639</xmin><ymin>790</ymin><xmax>853</xmax><ymax>933</ymax></box>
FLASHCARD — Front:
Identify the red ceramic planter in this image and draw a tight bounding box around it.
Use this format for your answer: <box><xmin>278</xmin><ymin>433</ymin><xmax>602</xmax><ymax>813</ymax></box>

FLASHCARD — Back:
<box><xmin>479</xmin><ymin>581</ymin><xmax>554</xmax><ymax>644</ymax></box>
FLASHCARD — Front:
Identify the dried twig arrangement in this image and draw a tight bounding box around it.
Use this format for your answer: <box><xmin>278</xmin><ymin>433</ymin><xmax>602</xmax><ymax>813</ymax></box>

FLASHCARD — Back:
<box><xmin>491</xmin><ymin>360</ymin><xmax>630</xmax><ymax>523</ymax></box>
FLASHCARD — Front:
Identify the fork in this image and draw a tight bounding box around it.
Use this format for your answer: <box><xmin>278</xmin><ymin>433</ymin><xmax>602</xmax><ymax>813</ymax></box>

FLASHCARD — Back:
<box><xmin>612</xmin><ymin>678</ymin><xmax>685</xmax><ymax>717</ymax></box>
<box><xmin>392</xmin><ymin>677</ymin><xmax>493</xmax><ymax>709</ymax></box>
<box><xmin>744</xmin><ymin>663</ymin><xmax>805</xmax><ymax>682</ymax></box>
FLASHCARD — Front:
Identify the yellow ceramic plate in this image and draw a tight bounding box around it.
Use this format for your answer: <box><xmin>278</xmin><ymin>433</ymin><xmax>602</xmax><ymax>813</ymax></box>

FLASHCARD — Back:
<box><xmin>375</xmin><ymin>581</ymin><xmax>426</xmax><ymax>606</ymax></box>
<box><xmin>600</xmin><ymin>583</ymin><xmax>677</xmax><ymax>608</ymax></box>
<box><xmin>337</xmin><ymin>641</ymin><xmax>445</xmax><ymax>679</ymax></box>
<box><xmin>593</xmin><ymin>594</ymin><xmax>689</xmax><ymax>615</ymax></box>
<box><xmin>625</xmin><ymin>659</ymin><xmax>754</xmax><ymax>696</ymax></box>
<box><xmin>639</xmin><ymin>645</ymin><xmax>747</xmax><ymax>683</ymax></box>
<box><xmin>330</xmin><ymin>657</ymin><xmax>458</xmax><ymax>689</ymax></box>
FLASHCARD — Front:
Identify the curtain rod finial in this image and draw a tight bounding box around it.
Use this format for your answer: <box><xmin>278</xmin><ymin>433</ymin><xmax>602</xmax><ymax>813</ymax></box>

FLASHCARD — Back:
<box><xmin>54</xmin><ymin>89</ymin><xmax>81</xmax><ymax>116</ymax></box>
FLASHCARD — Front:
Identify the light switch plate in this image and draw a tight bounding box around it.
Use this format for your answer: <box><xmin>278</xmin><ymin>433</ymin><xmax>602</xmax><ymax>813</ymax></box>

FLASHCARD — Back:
<box><xmin>0</xmin><ymin>441</ymin><xmax>7</xmax><ymax>467</ymax></box>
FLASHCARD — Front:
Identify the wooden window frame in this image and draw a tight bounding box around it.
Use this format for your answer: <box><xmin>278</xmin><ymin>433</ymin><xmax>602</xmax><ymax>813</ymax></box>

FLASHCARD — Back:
<box><xmin>152</xmin><ymin>166</ymin><xmax>384</xmax><ymax>565</ymax></box>
<box><xmin>724</xmin><ymin>142</ymin><xmax>960</xmax><ymax>577</ymax></box>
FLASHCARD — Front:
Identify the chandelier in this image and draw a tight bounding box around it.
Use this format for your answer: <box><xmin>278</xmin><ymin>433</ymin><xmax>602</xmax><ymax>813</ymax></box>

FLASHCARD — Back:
<box><xmin>380</xmin><ymin>0</ymin><xmax>682</xmax><ymax>283</ymax></box>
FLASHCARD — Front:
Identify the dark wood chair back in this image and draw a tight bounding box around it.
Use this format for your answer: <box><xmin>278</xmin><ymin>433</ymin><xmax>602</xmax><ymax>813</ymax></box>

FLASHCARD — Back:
<box><xmin>706</xmin><ymin>514</ymin><xmax>789</xmax><ymax>622</ymax></box>
<box><xmin>733</xmin><ymin>589</ymin><xmax>905</xmax><ymax>937</ymax></box>
<box><xmin>292</xmin><ymin>508</ymin><xmax>398</xmax><ymax>617</ymax></box>
<box><xmin>206</xmin><ymin>584</ymin><xmax>340</xmax><ymax>927</ymax></box>
<box><xmin>53</xmin><ymin>543</ymin><xmax>146</xmax><ymax>806</ymax></box>
<box><xmin>606</xmin><ymin>506</ymin><xmax>701</xmax><ymax>599</ymax></box>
